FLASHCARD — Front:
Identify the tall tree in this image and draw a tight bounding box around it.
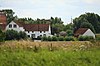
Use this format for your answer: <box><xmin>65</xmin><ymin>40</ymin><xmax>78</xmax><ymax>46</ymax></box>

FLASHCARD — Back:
<box><xmin>2</xmin><ymin>9</ymin><xmax>15</xmax><ymax>23</ymax></box>
<box><xmin>73</xmin><ymin>13</ymin><xmax>100</xmax><ymax>33</ymax></box>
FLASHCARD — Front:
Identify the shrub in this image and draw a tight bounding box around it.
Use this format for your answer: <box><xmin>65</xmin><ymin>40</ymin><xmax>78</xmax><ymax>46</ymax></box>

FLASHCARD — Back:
<box><xmin>65</xmin><ymin>36</ymin><xmax>76</xmax><ymax>41</ymax></box>
<box><xmin>42</xmin><ymin>36</ymin><xmax>48</xmax><ymax>41</ymax></box>
<box><xmin>78</xmin><ymin>36</ymin><xmax>94</xmax><ymax>41</ymax></box>
<box><xmin>0</xmin><ymin>29</ymin><xmax>5</xmax><ymax>42</ymax></box>
<box><xmin>5</xmin><ymin>29</ymin><xmax>19</xmax><ymax>40</ymax></box>
<box><xmin>58</xmin><ymin>36</ymin><xmax>64</xmax><ymax>41</ymax></box>
<box><xmin>47</xmin><ymin>36</ymin><xmax>52</xmax><ymax>41</ymax></box>
<box><xmin>52</xmin><ymin>36</ymin><xmax>58</xmax><ymax>41</ymax></box>
<box><xmin>5</xmin><ymin>30</ymin><xmax>27</xmax><ymax>40</ymax></box>
<box><xmin>19</xmin><ymin>31</ymin><xmax>27</xmax><ymax>39</ymax></box>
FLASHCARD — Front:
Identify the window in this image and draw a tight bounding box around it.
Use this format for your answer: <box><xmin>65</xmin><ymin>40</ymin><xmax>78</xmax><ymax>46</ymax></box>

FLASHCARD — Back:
<box><xmin>44</xmin><ymin>31</ymin><xmax>45</xmax><ymax>33</ymax></box>
<box><xmin>14</xmin><ymin>24</ymin><xmax>17</xmax><ymax>28</ymax></box>
<box><xmin>32</xmin><ymin>34</ymin><xmax>35</xmax><ymax>38</ymax></box>
<box><xmin>32</xmin><ymin>31</ymin><xmax>34</xmax><ymax>33</ymax></box>
<box><xmin>28</xmin><ymin>31</ymin><xmax>29</xmax><ymax>33</ymax></box>
<box><xmin>9</xmin><ymin>24</ymin><xmax>12</xmax><ymax>28</ymax></box>
<box><xmin>28</xmin><ymin>35</ymin><xmax>30</xmax><ymax>37</ymax></box>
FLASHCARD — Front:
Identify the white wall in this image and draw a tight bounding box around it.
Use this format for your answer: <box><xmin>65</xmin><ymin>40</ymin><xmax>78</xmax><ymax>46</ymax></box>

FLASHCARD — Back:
<box><xmin>6</xmin><ymin>21</ymin><xmax>52</xmax><ymax>38</ymax></box>
<box><xmin>6</xmin><ymin>21</ymin><xmax>25</xmax><ymax>32</ymax></box>
<box><xmin>82</xmin><ymin>29</ymin><xmax>95</xmax><ymax>38</ymax></box>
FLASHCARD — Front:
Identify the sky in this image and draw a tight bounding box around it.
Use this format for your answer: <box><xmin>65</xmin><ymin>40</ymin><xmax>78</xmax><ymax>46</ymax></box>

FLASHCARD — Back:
<box><xmin>0</xmin><ymin>0</ymin><xmax>100</xmax><ymax>24</ymax></box>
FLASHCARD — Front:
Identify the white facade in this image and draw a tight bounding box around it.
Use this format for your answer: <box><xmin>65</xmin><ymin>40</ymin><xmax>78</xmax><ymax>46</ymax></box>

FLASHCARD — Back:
<box><xmin>6</xmin><ymin>21</ymin><xmax>52</xmax><ymax>38</ymax></box>
<box><xmin>82</xmin><ymin>29</ymin><xmax>95</xmax><ymax>38</ymax></box>
<box><xmin>25</xmin><ymin>25</ymin><xmax>51</xmax><ymax>38</ymax></box>
<box><xmin>6</xmin><ymin>21</ymin><xmax>25</xmax><ymax>32</ymax></box>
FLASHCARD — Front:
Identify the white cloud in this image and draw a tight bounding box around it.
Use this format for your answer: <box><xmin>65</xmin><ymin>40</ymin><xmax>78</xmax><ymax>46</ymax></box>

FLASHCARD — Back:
<box><xmin>83</xmin><ymin>0</ymin><xmax>100</xmax><ymax>4</ymax></box>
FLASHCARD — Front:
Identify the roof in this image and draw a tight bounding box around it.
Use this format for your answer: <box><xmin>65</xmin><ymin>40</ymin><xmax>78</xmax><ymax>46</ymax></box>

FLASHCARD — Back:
<box><xmin>74</xmin><ymin>28</ymin><xmax>89</xmax><ymax>37</ymax></box>
<box><xmin>14</xmin><ymin>21</ymin><xmax>49</xmax><ymax>31</ymax></box>
<box><xmin>24</xmin><ymin>24</ymin><xmax>49</xmax><ymax>31</ymax></box>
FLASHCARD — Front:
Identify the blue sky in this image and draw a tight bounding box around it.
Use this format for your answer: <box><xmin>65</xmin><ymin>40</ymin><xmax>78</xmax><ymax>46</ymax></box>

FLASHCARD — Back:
<box><xmin>0</xmin><ymin>0</ymin><xmax>100</xmax><ymax>24</ymax></box>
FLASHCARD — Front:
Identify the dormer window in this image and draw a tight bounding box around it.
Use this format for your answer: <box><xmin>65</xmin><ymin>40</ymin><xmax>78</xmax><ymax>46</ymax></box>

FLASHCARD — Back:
<box><xmin>9</xmin><ymin>24</ymin><xmax>12</xmax><ymax>28</ymax></box>
<box><xmin>14</xmin><ymin>24</ymin><xmax>17</xmax><ymax>28</ymax></box>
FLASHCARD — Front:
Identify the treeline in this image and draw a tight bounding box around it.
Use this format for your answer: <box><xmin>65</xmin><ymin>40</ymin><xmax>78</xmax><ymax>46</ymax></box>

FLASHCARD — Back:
<box><xmin>1</xmin><ymin>9</ymin><xmax>100</xmax><ymax>35</ymax></box>
<box><xmin>1</xmin><ymin>9</ymin><xmax>73</xmax><ymax>35</ymax></box>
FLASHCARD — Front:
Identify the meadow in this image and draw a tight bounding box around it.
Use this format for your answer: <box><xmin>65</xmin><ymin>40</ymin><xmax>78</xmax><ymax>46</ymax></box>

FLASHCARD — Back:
<box><xmin>0</xmin><ymin>40</ymin><xmax>100</xmax><ymax>66</ymax></box>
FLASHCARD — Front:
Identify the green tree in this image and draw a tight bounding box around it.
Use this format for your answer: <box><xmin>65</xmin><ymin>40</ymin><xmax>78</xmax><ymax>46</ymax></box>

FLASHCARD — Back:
<box><xmin>2</xmin><ymin>9</ymin><xmax>15</xmax><ymax>23</ymax></box>
<box><xmin>73</xmin><ymin>13</ymin><xmax>100</xmax><ymax>33</ymax></box>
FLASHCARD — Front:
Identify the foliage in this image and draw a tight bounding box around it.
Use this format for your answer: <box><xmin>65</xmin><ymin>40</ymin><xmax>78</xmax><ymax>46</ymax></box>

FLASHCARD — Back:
<box><xmin>47</xmin><ymin>36</ymin><xmax>52</xmax><ymax>41</ymax></box>
<box><xmin>52</xmin><ymin>36</ymin><xmax>58</xmax><ymax>41</ymax></box>
<box><xmin>80</xmin><ymin>22</ymin><xmax>95</xmax><ymax>33</ymax></box>
<box><xmin>66</xmin><ymin>30</ymin><xmax>73</xmax><ymax>36</ymax></box>
<box><xmin>65</xmin><ymin>36</ymin><xmax>76</xmax><ymax>41</ymax></box>
<box><xmin>2</xmin><ymin>9</ymin><xmax>15</xmax><ymax>23</ymax></box>
<box><xmin>58</xmin><ymin>36</ymin><xmax>64</xmax><ymax>41</ymax></box>
<box><xmin>5</xmin><ymin>30</ymin><xmax>19</xmax><ymax>40</ymax></box>
<box><xmin>5</xmin><ymin>30</ymin><xmax>27</xmax><ymax>40</ymax></box>
<box><xmin>19</xmin><ymin>31</ymin><xmax>27</xmax><ymax>39</ymax></box>
<box><xmin>73</xmin><ymin>12</ymin><xmax>100</xmax><ymax>33</ymax></box>
<box><xmin>78</xmin><ymin>36</ymin><xmax>94</xmax><ymax>41</ymax></box>
<box><xmin>42</xmin><ymin>36</ymin><xmax>48</xmax><ymax>41</ymax></box>
<box><xmin>0</xmin><ymin>29</ymin><xmax>5</xmax><ymax>42</ymax></box>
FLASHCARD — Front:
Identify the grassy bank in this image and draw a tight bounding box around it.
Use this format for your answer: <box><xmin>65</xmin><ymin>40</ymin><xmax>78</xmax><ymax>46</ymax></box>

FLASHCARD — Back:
<box><xmin>0</xmin><ymin>40</ymin><xmax>100</xmax><ymax>66</ymax></box>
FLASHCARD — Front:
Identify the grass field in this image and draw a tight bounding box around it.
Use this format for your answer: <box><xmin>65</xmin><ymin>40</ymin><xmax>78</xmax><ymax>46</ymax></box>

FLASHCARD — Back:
<box><xmin>0</xmin><ymin>40</ymin><xmax>100</xmax><ymax>66</ymax></box>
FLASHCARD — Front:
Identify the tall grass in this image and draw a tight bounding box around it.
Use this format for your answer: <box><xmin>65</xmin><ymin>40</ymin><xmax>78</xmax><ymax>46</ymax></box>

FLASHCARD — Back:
<box><xmin>0</xmin><ymin>40</ymin><xmax>100</xmax><ymax>66</ymax></box>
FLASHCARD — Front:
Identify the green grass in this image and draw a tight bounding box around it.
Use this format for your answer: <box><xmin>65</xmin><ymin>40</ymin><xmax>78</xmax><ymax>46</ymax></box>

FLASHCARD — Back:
<box><xmin>0</xmin><ymin>41</ymin><xmax>100</xmax><ymax>66</ymax></box>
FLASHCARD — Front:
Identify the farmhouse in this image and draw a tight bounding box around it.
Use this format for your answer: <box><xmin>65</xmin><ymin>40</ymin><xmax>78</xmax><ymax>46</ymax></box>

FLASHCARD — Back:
<box><xmin>74</xmin><ymin>28</ymin><xmax>95</xmax><ymax>38</ymax></box>
<box><xmin>5</xmin><ymin>21</ymin><xmax>51</xmax><ymax>38</ymax></box>
<box><xmin>0</xmin><ymin>12</ymin><xmax>52</xmax><ymax>38</ymax></box>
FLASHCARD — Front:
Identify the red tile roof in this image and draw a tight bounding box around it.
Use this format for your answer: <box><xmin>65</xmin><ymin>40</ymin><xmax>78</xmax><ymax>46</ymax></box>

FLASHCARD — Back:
<box><xmin>15</xmin><ymin>21</ymin><xmax>49</xmax><ymax>31</ymax></box>
<box><xmin>24</xmin><ymin>24</ymin><xmax>49</xmax><ymax>31</ymax></box>
<box><xmin>74</xmin><ymin>28</ymin><xmax>89</xmax><ymax>37</ymax></box>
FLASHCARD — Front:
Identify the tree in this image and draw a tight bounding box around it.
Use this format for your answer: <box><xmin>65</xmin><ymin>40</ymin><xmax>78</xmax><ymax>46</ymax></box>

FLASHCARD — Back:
<box><xmin>2</xmin><ymin>9</ymin><xmax>15</xmax><ymax>23</ymax></box>
<box><xmin>73</xmin><ymin>13</ymin><xmax>100</xmax><ymax>33</ymax></box>
<box><xmin>80</xmin><ymin>22</ymin><xmax>95</xmax><ymax>33</ymax></box>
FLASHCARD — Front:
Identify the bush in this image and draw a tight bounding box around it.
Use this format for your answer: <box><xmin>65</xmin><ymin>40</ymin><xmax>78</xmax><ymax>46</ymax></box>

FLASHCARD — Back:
<box><xmin>5</xmin><ymin>30</ymin><xmax>27</xmax><ymax>40</ymax></box>
<box><xmin>19</xmin><ymin>31</ymin><xmax>27</xmax><ymax>39</ymax></box>
<box><xmin>5</xmin><ymin>29</ymin><xmax>19</xmax><ymax>40</ymax></box>
<box><xmin>65</xmin><ymin>36</ymin><xmax>76</xmax><ymax>41</ymax></box>
<box><xmin>47</xmin><ymin>36</ymin><xmax>52</xmax><ymax>41</ymax></box>
<box><xmin>42</xmin><ymin>36</ymin><xmax>48</xmax><ymax>41</ymax></box>
<box><xmin>0</xmin><ymin>29</ymin><xmax>5</xmax><ymax>42</ymax></box>
<box><xmin>52</xmin><ymin>36</ymin><xmax>58</xmax><ymax>41</ymax></box>
<box><xmin>78</xmin><ymin>36</ymin><xmax>94</xmax><ymax>41</ymax></box>
<box><xmin>58</xmin><ymin>36</ymin><xmax>64</xmax><ymax>41</ymax></box>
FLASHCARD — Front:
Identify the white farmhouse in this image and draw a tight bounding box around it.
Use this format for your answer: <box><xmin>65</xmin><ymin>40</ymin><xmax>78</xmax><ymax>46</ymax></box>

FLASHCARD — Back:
<box><xmin>6</xmin><ymin>21</ymin><xmax>52</xmax><ymax>38</ymax></box>
<box><xmin>74</xmin><ymin>28</ymin><xmax>95</xmax><ymax>38</ymax></box>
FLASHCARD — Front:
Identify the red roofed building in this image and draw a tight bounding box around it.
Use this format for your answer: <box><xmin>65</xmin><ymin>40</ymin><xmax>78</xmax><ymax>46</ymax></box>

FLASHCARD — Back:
<box><xmin>0</xmin><ymin>11</ymin><xmax>7</xmax><ymax>25</ymax></box>
<box><xmin>6</xmin><ymin>21</ymin><xmax>52</xmax><ymax>38</ymax></box>
<box><xmin>0</xmin><ymin>11</ymin><xmax>7</xmax><ymax>31</ymax></box>
<box><xmin>74</xmin><ymin>28</ymin><xmax>95</xmax><ymax>38</ymax></box>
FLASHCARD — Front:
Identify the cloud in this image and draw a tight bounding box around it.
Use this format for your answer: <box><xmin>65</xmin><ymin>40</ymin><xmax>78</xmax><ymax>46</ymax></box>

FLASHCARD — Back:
<box><xmin>83</xmin><ymin>0</ymin><xmax>100</xmax><ymax>4</ymax></box>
